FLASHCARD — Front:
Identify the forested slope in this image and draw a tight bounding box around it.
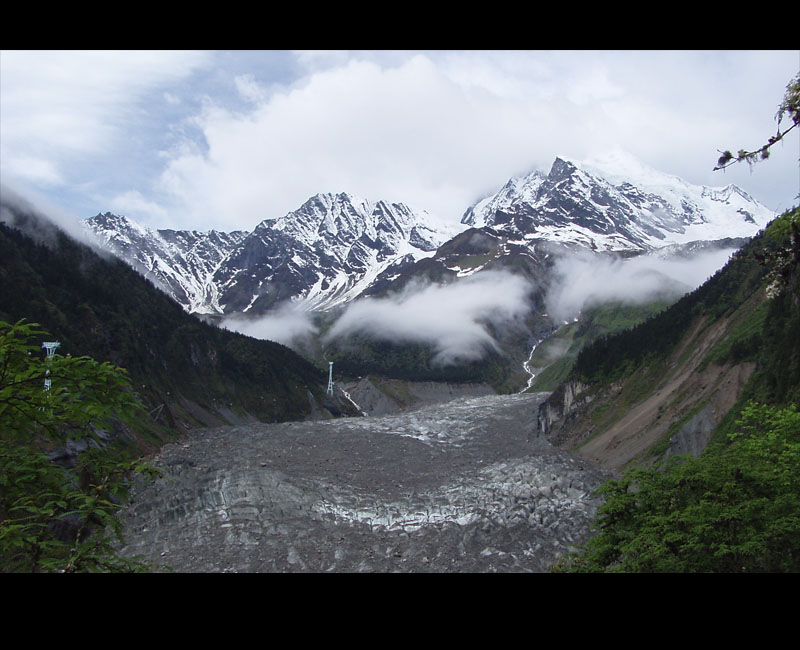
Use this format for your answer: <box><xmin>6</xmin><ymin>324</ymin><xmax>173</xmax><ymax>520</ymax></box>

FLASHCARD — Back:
<box><xmin>0</xmin><ymin>199</ymin><xmax>342</xmax><ymax>449</ymax></box>
<box><xmin>542</xmin><ymin>206</ymin><xmax>800</xmax><ymax>572</ymax></box>
<box><xmin>571</xmin><ymin>210</ymin><xmax>799</xmax><ymax>405</ymax></box>
<box><xmin>539</xmin><ymin>207</ymin><xmax>799</xmax><ymax>466</ymax></box>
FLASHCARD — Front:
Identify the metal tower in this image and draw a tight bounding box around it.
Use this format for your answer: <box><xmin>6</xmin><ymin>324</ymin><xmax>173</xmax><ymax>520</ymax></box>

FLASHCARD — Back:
<box><xmin>327</xmin><ymin>361</ymin><xmax>334</xmax><ymax>396</ymax></box>
<box><xmin>42</xmin><ymin>341</ymin><xmax>60</xmax><ymax>391</ymax></box>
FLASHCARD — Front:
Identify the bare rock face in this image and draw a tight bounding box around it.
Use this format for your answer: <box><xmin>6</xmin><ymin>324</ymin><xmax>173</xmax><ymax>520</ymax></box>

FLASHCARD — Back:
<box><xmin>118</xmin><ymin>392</ymin><xmax>613</xmax><ymax>573</ymax></box>
<box><xmin>536</xmin><ymin>380</ymin><xmax>593</xmax><ymax>444</ymax></box>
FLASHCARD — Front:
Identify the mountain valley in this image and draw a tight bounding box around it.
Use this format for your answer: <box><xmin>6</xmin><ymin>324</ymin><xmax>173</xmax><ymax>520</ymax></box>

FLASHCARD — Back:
<box><xmin>81</xmin><ymin>153</ymin><xmax>775</xmax><ymax>395</ymax></box>
<box><xmin>4</xmin><ymin>151</ymin><xmax>798</xmax><ymax>573</ymax></box>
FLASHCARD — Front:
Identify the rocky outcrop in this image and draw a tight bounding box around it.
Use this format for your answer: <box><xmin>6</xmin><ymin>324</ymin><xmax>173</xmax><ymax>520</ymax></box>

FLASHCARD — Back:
<box><xmin>666</xmin><ymin>403</ymin><xmax>716</xmax><ymax>458</ymax></box>
<box><xmin>536</xmin><ymin>380</ymin><xmax>593</xmax><ymax>444</ymax></box>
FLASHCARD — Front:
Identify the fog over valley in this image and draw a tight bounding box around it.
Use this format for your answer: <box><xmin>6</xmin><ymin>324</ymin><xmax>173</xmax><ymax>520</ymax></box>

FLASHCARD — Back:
<box><xmin>544</xmin><ymin>245</ymin><xmax>740</xmax><ymax>323</ymax></box>
<box><xmin>323</xmin><ymin>271</ymin><xmax>534</xmax><ymax>365</ymax></box>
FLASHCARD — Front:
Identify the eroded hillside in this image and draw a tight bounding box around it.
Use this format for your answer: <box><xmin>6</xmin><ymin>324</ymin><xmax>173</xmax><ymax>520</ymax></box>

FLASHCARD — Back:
<box><xmin>536</xmin><ymin>207</ymin><xmax>800</xmax><ymax>471</ymax></box>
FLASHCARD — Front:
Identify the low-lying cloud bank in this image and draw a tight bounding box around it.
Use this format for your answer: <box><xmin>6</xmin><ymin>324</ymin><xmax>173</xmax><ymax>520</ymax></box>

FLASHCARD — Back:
<box><xmin>545</xmin><ymin>246</ymin><xmax>738</xmax><ymax>322</ymax></box>
<box><xmin>221</xmin><ymin>303</ymin><xmax>318</xmax><ymax>349</ymax></box>
<box><xmin>324</xmin><ymin>270</ymin><xmax>534</xmax><ymax>365</ymax></box>
<box><xmin>218</xmin><ymin>246</ymin><xmax>735</xmax><ymax>365</ymax></box>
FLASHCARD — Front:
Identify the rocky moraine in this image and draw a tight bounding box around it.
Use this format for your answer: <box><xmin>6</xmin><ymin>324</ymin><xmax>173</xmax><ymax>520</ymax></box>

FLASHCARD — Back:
<box><xmin>119</xmin><ymin>391</ymin><xmax>614</xmax><ymax>572</ymax></box>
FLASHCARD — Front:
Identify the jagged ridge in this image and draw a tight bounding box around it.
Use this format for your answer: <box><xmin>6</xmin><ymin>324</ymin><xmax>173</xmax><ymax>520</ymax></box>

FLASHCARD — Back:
<box><xmin>83</xmin><ymin>153</ymin><xmax>776</xmax><ymax>321</ymax></box>
<box><xmin>84</xmin><ymin>192</ymin><xmax>462</xmax><ymax>315</ymax></box>
<box><xmin>462</xmin><ymin>152</ymin><xmax>774</xmax><ymax>252</ymax></box>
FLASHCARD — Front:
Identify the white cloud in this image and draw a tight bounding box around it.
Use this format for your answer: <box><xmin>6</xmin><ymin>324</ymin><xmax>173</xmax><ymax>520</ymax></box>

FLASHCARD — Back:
<box><xmin>234</xmin><ymin>74</ymin><xmax>268</xmax><ymax>105</ymax></box>
<box><xmin>109</xmin><ymin>190</ymin><xmax>170</xmax><ymax>224</ymax></box>
<box><xmin>2</xmin><ymin>50</ymin><xmax>797</xmax><ymax>232</ymax></box>
<box><xmin>545</xmin><ymin>247</ymin><xmax>738</xmax><ymax>322</ymax></box>
<box><xmin>3</xmin><ymin>155</ymin><xmax>64</xmax><ymax>186</ymax></box>
<box><xmin>153</xmin><ymin>51</ymin><xmax>799</xmax><ymax>232</ymax></box>
<box><xmin>221</xmin><ymin>302</ymin><xmax>318</xmax><ymax>349</ymax></box>
<box><xmin>156</xmin><ymin>54</ymin><xmax>552</xmax><ymax>229</ymax></box>
<box><xmin>324</xmin><ymin>270</ymin><xmax>534</xmax><ymax>365</ymax></box>
<box><xmin>0</xmin><ymin>49</ymin><xmax>209</xmax><ymax>196</ymax></box>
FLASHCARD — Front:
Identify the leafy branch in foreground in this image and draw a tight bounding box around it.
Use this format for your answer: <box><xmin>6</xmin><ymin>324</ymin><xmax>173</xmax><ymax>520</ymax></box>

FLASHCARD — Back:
<box><xmin>0</xmin><ymin>319</ymin><xmax>159</xmax><ymax>572</ymax></box>
<box><xmin>714</xmin><ymin>72</ymin><xmax>799</xmax><ymax>171</ymax></box>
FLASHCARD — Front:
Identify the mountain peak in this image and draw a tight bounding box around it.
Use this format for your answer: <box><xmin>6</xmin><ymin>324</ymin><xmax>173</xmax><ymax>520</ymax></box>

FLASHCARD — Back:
<box><xmin>461</xmin><ymin>168</ymin><xmax>547</xmax><ymax>227</ymax></box>
<box><xmin>85</xmin><ymin>190</ymin><xmax>464</xmax><ymax>315</ymax></box>
<box><xmin>461</xmin><ymin>152</ymin><xmax>775</xmax><ymax>251</ymax></box>
<box><xmin>549</xmin><ymin>156</ymin><xmax>579</xmax><ymax>176</ymax></box>
<box><xmin>86</xmin><ymin>211</ymin><xmax>153</xmax><ymax>241</ymax></box>
<box><xmin>84</xmin><ymin>154</ymin><xmax>776</xmax><ymax>317</ymax></box>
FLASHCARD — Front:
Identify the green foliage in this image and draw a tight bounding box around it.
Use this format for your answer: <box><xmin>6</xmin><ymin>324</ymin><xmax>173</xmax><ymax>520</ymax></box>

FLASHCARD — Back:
<box><xmin>570</xmin><ymin>212</ymin><xmax>792</xmax><ymax>385</ymax></box>
<box><xmin>0</xmin><ymin>320</ymin><xmax>157</xmax><ymax>572</ymax></box>
<box><xmin>554</xmin><ymin>402</ymin><xmax>800</xmax><ymax>572</ymax></box>
<box><xmin>529</xmin><ymin>300</ymin><xmax>671</xmax><ymax>391</ymax></box>
<box><xmin>764</xmin><ymin>205</ymin><xmax>800</xmax><ymax>243</ymax></box>
<box><xmin>696</xmin><ymin>297</ymin><xmax>767</xmax><ymax>371</ymax></box>
<box><xmin>742</xmin><ymin>208</ymin><xmax>800</xmax><ymax>406</ymax></box>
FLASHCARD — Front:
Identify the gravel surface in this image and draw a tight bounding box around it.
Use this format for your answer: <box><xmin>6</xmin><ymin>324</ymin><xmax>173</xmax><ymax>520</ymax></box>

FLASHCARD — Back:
<box><xmin>118</xmin><ymin>392</ymin><xmax>614</xmax><ymax>572</ymax></box>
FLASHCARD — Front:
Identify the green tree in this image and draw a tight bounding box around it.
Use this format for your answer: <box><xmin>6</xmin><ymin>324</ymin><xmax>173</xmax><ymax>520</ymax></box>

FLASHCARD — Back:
<box><xmin>0</xmin><ymin>320</ymin><xmax>157</xmax><ymax>572</ymax></box>
<box><xmin>553</xmin><ymin>402</ymin><xmax>800</xmax><ymax>572</ymax></box>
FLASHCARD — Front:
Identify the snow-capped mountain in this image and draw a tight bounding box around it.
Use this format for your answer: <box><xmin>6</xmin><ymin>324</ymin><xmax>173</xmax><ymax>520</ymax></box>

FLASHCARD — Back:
<box><xmin>83</xmin><ymin>153</ymin><xmax>776</xmax><ymax>319</ymax></box>
<box><xmin>462</xmin><ymin>152</ymin><xmax>774</xmax><ymax>252</ymax></box>
<box><xmin>209</xmin><ymin>193</ymin><xmax>463</xmax><ymax>314</ymax></box>
<box><xmin>83</xmin><ymin>193</ymin><xmax>463</xmax><ymax>315</ymax></box>
<box><xmin>83</xmin><ymin>212</ymin><xmax>248</xmax><ymax>313</ymax></box>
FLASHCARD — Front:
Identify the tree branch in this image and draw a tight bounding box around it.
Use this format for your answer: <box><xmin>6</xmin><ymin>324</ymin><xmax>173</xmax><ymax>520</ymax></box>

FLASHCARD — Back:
<box><xmin>714</xmin><ymin>122</ymin><xmax>798</xmax><ymax>171</ymax></box>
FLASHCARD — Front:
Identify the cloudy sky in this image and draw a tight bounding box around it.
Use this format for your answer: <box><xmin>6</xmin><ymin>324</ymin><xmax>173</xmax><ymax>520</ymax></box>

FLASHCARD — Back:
<box><xmin>1</xmin><ymin>50</ymin><xmax>798</xmax><ymax>233</ymax></box>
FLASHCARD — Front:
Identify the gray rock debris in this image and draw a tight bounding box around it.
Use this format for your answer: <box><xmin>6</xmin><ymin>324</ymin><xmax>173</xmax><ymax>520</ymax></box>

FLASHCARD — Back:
<box><xmin>118</xmin><ymin>392</ymin><xmax>613</xmax><ymax>572</ymax></box>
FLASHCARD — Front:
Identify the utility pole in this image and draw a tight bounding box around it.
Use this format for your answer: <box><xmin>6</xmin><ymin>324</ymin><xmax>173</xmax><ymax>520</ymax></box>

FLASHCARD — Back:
<box><xmin>327</xmin><ymin>361</ymin><xmax>334</xmax><ymax>396</ymax></box>
<box><xmin>42</xmin><ymin>341</ymin><xmax>60</xmax><ymax>391</ymax></box>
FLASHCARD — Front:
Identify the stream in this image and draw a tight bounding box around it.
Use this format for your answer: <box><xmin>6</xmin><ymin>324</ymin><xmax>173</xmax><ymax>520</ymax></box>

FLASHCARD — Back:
<box><xmin>519</xmin><ymin>339</ymin><xmax>542</xmax><ymax>393</ymax></box>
